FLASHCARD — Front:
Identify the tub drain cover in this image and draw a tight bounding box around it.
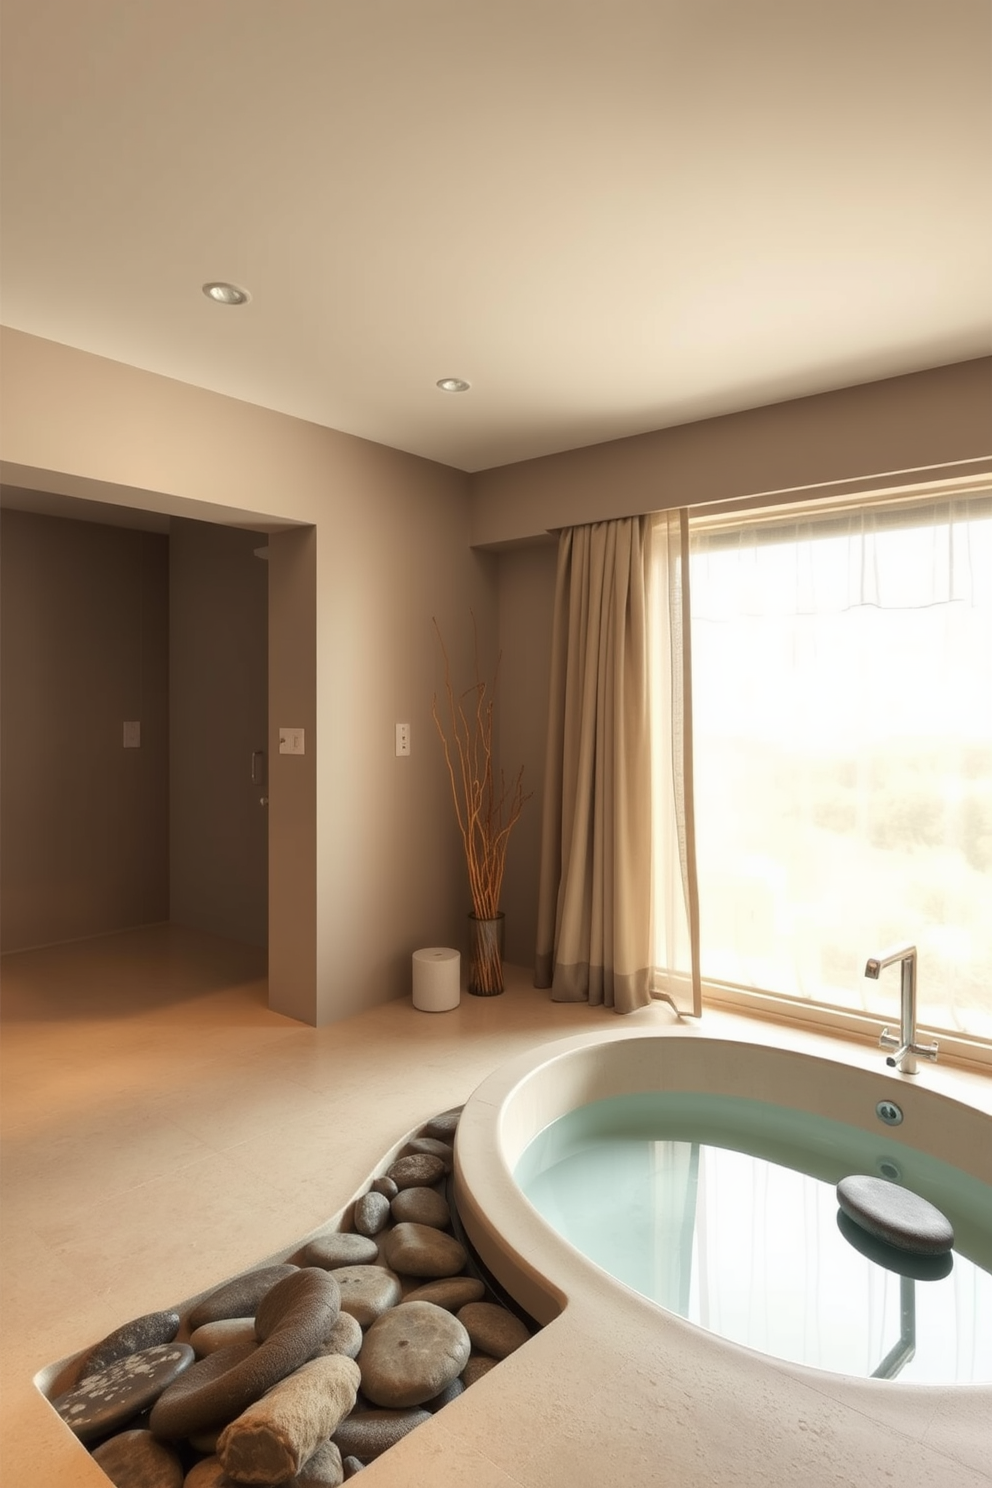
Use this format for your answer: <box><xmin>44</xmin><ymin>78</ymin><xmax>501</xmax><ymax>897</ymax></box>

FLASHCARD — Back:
<box><xmin>836</xmin><ymin>1175</ymin><xmax>954</xmax><ymax>1255</ymax></box>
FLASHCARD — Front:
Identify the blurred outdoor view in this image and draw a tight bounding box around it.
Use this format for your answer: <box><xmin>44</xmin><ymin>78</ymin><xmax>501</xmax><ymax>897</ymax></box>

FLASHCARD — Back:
<box><xmin>687</xmin><ymin>497</ymin><xmax>992</xmax><ymax>1042</ymax></box>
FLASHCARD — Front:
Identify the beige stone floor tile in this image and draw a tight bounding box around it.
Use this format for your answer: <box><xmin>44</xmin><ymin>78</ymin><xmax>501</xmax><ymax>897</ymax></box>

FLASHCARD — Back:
<box><xmin>3</xmin><ymin>927</ymin><xmax>989</xmax><ymax>1488</ymax></box>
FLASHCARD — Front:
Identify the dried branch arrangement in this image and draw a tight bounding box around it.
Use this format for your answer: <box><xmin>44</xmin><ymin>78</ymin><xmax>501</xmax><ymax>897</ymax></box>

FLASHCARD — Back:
<box><xmin>432</xmin><ymin>619</ymin><xmax>530</xmax><ymax>992</ymax></box>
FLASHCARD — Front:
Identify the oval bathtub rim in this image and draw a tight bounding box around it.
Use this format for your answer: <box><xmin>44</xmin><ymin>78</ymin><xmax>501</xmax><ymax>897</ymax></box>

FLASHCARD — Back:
<box><xmin>452</xmin><ymin>1023</ymin><xmax>992</xmax><ymax>1400</ymax></box>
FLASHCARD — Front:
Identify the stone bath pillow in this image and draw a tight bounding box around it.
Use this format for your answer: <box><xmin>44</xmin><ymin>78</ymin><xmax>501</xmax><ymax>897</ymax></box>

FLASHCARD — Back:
<box><xmin>150</xmin><ymin>1268</ymin><xmax>341</xmax><ymax>1440</ymax></box>
<box><xmin>836</xmin><ymin>1175</ymin><xmax>954</xmax><ymax>1254</ymax></box>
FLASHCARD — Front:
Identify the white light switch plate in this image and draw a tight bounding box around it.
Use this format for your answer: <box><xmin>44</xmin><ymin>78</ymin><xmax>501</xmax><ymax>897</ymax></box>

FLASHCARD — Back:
<box><xmin>279</xmin><ymin>727</ymin><xmax>305</xmax><ymax>755</ymax></box>
<box><xmin>123</xmin><ymin>721</ymin><xmax>141</xmax><ymax>748</ymax></box>
<box><xmin>395</xmin><ymin>723</ymin><xmax>411</xmax><ymax>756</ymax></box>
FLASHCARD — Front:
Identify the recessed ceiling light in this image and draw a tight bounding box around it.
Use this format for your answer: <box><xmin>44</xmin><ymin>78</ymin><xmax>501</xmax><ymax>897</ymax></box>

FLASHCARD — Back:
<box><xmin>436</xmin><ymin>377</ymin><xmax>470</xmax><ymax>393</ymax></box>
<box><xmin>202</xmin><ymin>282</ymin><xmax>251</xmax><ymax>306</ymax></box>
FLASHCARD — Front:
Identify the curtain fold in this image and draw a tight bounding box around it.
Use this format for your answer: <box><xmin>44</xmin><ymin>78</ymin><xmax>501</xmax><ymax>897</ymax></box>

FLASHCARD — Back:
<box><xmin>535</xmin><ymin>517</ymin><xmax>654</xmax><ymax>1012</ymax></box>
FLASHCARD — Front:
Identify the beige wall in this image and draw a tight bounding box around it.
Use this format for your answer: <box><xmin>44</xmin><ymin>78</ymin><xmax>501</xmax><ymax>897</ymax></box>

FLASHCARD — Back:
<box><xmin>0</xmin><ymin>508</ymin><xmax>169</xmax><ymax>951</ymax></box>
<box><xmin>169</xmin><ymin>518</ymin><xmax>269</xmax><ymax>948</ymax></box>
<box><xmin>471</xmin><ymin>358</ymin><xmax>992</xmax><ymax>545</ymax></box>
<box><xmin>0</xmin><ymin>328</ymin><xmax>486</xmax><ymax>1024</ymax></box>
<box><xmin>483</xmin><ymin>356</ymin><xmax>992</xmax><ymax>970</ymax></box>
<box><xmin>495</xmin><ymin>540</ymin><xmax>558</xmax><ymax>967</ymax></box>
<box><xmin>5</xmin><ymin>329</ymin><xmax>989</xmax><ymax>1011</ymax></box>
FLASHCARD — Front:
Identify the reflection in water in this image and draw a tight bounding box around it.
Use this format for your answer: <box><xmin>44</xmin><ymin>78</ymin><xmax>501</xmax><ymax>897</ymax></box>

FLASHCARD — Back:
<box><xmin>518</xmin><ymin>1099</ymin><xmax>991</xmax><ymax>1385</ymax></box>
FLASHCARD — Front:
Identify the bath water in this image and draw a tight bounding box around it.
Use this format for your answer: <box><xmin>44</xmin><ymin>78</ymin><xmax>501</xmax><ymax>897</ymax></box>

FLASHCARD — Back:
<box><xmin>516</xmin><ymin>1092</ymin><xmax>992</xmax><ymax>1383</ymax></box>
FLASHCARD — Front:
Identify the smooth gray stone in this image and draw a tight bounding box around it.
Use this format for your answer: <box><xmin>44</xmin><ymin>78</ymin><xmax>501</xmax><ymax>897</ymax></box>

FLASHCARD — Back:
<box><xmin>303</xmin><ymin>1233</ymin><xmax>379</xmax><ymax>1269</ymax></box>
<box><xmin>181</xmin><ymin>1460</ymin><xmax>228</xmax><ymax>1488</ymax></box>
<box><xmin>147</xmin><ymin>1342</ymin><xmax>258</xmax><ymax>1439</ymax></box>
<box><xmin>317</xmin><ymin>1309</ymin><xmax>364</xmax><ymax>1359</ymax></box>
<box><xmin>461</xmin><ymin>1353</ymin><xmax>498</xmax><ymax>1386</ymax></box>
<box><xmin>333</xmin><ymin>1409</ymin><xmax>431</xmax><ymax>1461</ymax></box>
<box><xmin>422</xmin><ymin>1109</ymin><xmax>462</xmax><ymax>1142</ymax></box>
<box><xmin>380</xmin><ymin>1222</ymin><xmax>467</xmax><ymax>1279</ymax></box>
<box><xmin>189</xmin><ymin>1319</ymin><xmax>257</xmax><ymax>1357</ymax></box>
<box><xmin>370</xmin><ymin>1176</ymin><xmax>398</xmax><ymax>1199</ymax></box>
<box><xmin>352</xmin><ymin>1191</ymin><xmax>391</xmax><ymax>1237</ymax></box>
<box><xmin>75</xmin><ymin>1311</ymin><xmax>181</xmax><ymax>1381</ymax></box>
<box><xmin>357</xmin><ymin>1301</ymin><xmax>470</xmax><ymax>1408</ymax></box>
<box><xmin>403</xmin><ymin>1277</ymin><xmax>485</xmax><ymax>1311</ymax></box>
<box><xmin>91</xmin><ymin>1428</ymin><xmax>184</xmax><ymax>1488</ymax></box>
<box><xmin>341</xmin><ymin>1457</ymin><xmax>365</xmax><ymax>1478</ymax></box>
<box><xmin>836</xmin><ymin>1175</ymin><xmax>954</xmax><ymax>1254</ymax></box>
<box><xmin>385</xmin><ymin>1153</ymin><xmax>446</xmax><ymax>1190</ymax></box>
<box><xmin>422</xmin><ymin>1376</ymin><xmax>464</xmax><ymax>1412</ymax></box>
<box><xmin>456</xmin><ymin>1301</ymin><xmax>531</xmax><ymax>1359</ymax></box>
<box><xmin>152</xmin><ymin>1270</ymin><xmax>341</xmax><ymax>1440</ymax></box>
<box><xmin>331</xmin><ymin>1265</ymin><xmax>402</xmax><ymax>1328</ymax></box>
<box><xmin>401</xmin><ymin>1137</ymin><xmax>454</xmax><ymax>1172</ymax></box>
<box><xmin>52</xmin><ymin>1343</ymin><xmax>195</xmax><ymax>1443</ymax></box>
<box><xmin>187</xmin><ymin>1265</ymin><xmax>298</xmax><ymax>1329</ymax></box>
<box><xmin>390</xmin><ymin>1186</ymin><xmax>450</xmax><ymax>1230</ymax></box>
<box><xmin>295</xmin><ymin>1439</ymin><xmax>345</xmax><ymax>1487</ymax></box>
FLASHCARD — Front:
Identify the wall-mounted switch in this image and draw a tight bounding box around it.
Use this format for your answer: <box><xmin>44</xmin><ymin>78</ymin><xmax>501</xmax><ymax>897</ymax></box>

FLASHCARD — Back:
<box><xmin>279</xmin><ymin>727</ymin><xmax>305</xmax><ymax>755</ymax></box>
<box><xmin>395</xmin><ymin>723</ymin><xmax>411</xmax><ymax>757</ymax></box>
<box><xmin>123</xmin><ymin>721</ymin><xmax>141</xmax><ymax>748</ymax></box>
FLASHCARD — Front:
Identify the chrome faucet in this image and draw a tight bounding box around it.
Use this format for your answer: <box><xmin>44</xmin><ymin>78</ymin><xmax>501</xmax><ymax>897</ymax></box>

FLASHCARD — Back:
<box><xmin>865</xmin><ymin>943</ymin><xmax>938</xmax><ymax>1075</ymax></box>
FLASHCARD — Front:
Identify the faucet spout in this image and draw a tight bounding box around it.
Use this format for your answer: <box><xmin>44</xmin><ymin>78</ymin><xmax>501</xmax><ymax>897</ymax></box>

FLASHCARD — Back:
<box><xmin>866</xmin><ymin>943</ymin><xmax>938</xmax><ymax>1076</ymax></box>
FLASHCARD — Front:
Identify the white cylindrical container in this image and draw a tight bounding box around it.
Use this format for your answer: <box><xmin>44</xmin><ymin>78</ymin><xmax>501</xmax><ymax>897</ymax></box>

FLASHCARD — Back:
<box><xmin>412</xmin><ymin>947</ymin><xmax>461</xmax><ymax>1012</ymax></box>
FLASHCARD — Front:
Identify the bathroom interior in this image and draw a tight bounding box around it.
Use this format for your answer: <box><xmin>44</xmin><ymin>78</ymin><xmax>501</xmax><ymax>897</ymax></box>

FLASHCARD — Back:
<box><xmin>1</xmin><ymin>3</ymin><xmax>991</xmax><ymax>1486</ymax></box>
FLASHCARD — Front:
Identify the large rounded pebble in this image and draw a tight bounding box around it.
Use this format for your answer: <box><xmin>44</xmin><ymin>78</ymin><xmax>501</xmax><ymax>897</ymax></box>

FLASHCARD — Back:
<box><xmin>456</xmin><ymin>1302</ymin><xmax>531</xmax><ymax>1359</ymax></box>
<box><xmin>423</xmin><ymin>1377</ymin><xmax>464</xmax><ymax>1412</ymax></box>
<box><xmin>341</xmin><ymin>1457</ymin><xmax>365</xmax><ymax>1478</ymax></box>
<box><xmin>152</xmin><ymin>1270</ymin><xmax>340</xmax><ymax>1439</ymax></box>
<box><xmin>303</xmin><ymin>1233</ymin><xmax>378</xmax><ymax>1269</ymax></box>
<box><xmin>188</xmin><ymin>1428</ymin><xmax>222</xmax><ymax>1455</ymax></box>
<box><xmin>461</xmin><ymin>1353</ymin><xmax>498</xmax><ymax>1386</ymax></box>
<box><xmin>370</xmin><ymin>1176</ymin><xmax>398</xmax><ymax>1199</ymax></box>
<box><xmin>182</xmin><ymin>1459</ymin><xmax>228</xmax><ymax>1488</ymax></box>
<box><xmin>295</xmin><ymin>1440</ymin><xmax>345</xmax><ymax>1487</ymax></box>
<box><xmin>423</xmin><ymin>1108</ymin><xmax>462</xmax><ymax>1141</ymax></box>
<box><xmin>390</xmin><ymin>1186</ymin><xmax>450</xmax><ymax>1229</ymax></box>
<box><xmin>380</xmin><ymin>1222</ymin><xmax>466</xmax><ymax>1278</ymax></box>
<box><xmin>401</xmin><ymin>1137</ymin><xmax>454</xmax><ymax>1171</ymax></box>
<box><xmin>91</xmin><ymin>1428</ymin><xmax>183</xmax><ymax>1488</ymax></box>
<box><xmin>189</xmin><ymin>1319</ymin><xmax>257</xmax><ymax>1357</ymax></box>
<box><xmin>333</xmin><ymin>1408</ymin><xmax>431</xmax><ymax>1461</ymax></box>
<box><xmin>331</xmin><ymin>1265</ymin><xmax>402</xmax><ymax>1328</ymax></box>
<box><xmin>317</xmin><ymin>1309</ymin><xmax>364</xmax><ymax>1359</ymax></box>
<box><xmin>837</xmin><ymin>1175</ymin><xmax>955</xmax><ymax>1254</ymax></box>
<box><xmin>52</xmin><ymin>1344</ymin><xmax>195</xmax><ymax>1442</ymax></box>
<box><xmin>188</xmin><ymin>1266</ymin><xmax>297</xmax><ymax>1329</ymax></box>
<box><xmin>149</xmin><ymin>1342</ymin><xmax>258</xmax><ymax>1438</ymax></box>
<box><xmin>353</xmin><ymin>1191</ymin><xmax>391</xmax><ymax>1237</ymax></box>
<box><xmin>358</xmin><ymin>1301</ymin><xmax>470</xmax><ymax>1408</ymax></box>
<box><xmin>76</xmin><ymin>1311</ymin><xmax>181</xmax><ymax>1380</ymax></box>
<box><xmin>403</xmin><ymin>1277</ymin><xmax>485</xmax><ymax>1311</ymax></box>
<box><xmin>385</xmin><ymin>1154</ymin><xmax>446</xmax><ymax>1190</ymax></box>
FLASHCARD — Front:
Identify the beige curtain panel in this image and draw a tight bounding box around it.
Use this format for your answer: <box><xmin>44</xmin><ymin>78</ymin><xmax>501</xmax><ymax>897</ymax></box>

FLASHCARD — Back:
<box><xmin>535</xmin><ymin>516</ymin><xmax>655</xmax><ymax>1012</ymax></box>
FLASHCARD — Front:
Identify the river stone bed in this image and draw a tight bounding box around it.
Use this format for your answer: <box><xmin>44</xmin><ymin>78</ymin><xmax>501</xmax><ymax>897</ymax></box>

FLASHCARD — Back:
<box><xmin>44</xmin><ymin>1107</ymin><xmax>536</xmax><ymax>1487</ymax></box>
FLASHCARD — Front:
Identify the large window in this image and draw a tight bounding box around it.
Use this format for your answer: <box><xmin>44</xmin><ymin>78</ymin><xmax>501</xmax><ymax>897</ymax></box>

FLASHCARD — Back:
<box><xmin>680</xmin><ymin>489</ymin><xmax>991</xmax><ymax>1047</ymax></box>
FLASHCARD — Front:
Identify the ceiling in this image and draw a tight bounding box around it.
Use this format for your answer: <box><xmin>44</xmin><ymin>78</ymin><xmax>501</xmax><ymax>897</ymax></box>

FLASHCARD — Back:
<box><xmin>2</xmin><ymin>2</ymin><xmax>990</xmax><ymax>474</ymax></box>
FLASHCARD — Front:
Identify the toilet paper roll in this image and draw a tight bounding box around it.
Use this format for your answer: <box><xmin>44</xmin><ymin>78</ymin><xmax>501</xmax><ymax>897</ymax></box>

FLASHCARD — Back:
<box><xmin>412</xmin><ymin>947</ymin><xmax>460</xmax><ymax>1012</ymax></box>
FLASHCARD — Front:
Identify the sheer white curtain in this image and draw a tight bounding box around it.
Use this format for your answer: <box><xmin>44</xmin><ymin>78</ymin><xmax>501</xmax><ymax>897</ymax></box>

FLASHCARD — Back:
<box><xmin>688</xmin><ymin>490</ymin><xmax>992</xmax><ymax>1041</ymax></box>
<box><xmin>649</xmin><ymin>509</ymin><xmax>701</xmax><ymax>1015</ymax></box>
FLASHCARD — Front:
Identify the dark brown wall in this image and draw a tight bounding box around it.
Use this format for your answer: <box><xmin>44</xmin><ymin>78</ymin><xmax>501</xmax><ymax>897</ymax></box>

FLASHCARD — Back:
<box><xmin>169</xmin><ymin>518</ymin><xmax>268</xmax><ymax>947</ymax></box>
<box><xmin>0</xmin><ymin>509</ymin><xmax>169</xmax><ymax>950</ymax></box>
